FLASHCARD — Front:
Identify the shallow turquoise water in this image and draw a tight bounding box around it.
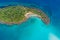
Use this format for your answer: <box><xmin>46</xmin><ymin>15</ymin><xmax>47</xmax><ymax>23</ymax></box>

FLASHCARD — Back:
<box><xmin>0</xmin><ymin>17</ymin><xmax>50</xmax><ymax>40</ymax></box>
<box><xmin>0</xmin><ymin>2</ymin><xmax>60</xmax><ymax>40</ymax></box>
<box><xmin>0</xmin><ymin>16</ymin><xmax>59</xmax><ymax>40</ymax></box>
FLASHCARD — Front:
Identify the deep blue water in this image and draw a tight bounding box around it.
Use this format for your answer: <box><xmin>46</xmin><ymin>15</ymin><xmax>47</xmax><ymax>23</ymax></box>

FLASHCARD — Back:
<box><xmin>0</xmin><ymin>0</ymin><xmax>60</xmax><ymax>40</ymax></box>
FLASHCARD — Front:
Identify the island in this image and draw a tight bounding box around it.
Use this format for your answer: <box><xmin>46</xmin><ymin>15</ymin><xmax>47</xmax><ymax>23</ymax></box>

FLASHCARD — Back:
<box><xmin>0</xmin><ymin>6</ymin><xmax>50</xmax><ymax>25</ymax></box>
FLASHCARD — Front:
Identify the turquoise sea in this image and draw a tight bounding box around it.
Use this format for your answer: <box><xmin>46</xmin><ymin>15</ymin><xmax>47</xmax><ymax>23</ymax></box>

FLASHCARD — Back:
<box><xmin>0</xmin><ymin>1</ymin><xmax>60</xmax><ymax>40</ymax></box>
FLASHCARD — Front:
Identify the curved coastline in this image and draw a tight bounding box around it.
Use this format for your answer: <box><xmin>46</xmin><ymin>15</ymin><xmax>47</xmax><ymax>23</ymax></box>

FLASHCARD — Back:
<box><xmin>0</xmin><ymin>6</ymin><xmax>50</xmax><ymax>25</ymax></box>
<box><xmin>25</xmin><ymin>11</ymin><xmax>50</xmax><ymax>24</ymax></box>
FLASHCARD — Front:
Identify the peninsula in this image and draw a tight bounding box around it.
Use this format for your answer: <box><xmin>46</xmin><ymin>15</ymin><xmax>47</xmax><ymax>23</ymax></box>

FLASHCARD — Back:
<box><xmin>0</xmin><ymin>6</ymin><xmax>50</xmax><ymax>25</ymax></box>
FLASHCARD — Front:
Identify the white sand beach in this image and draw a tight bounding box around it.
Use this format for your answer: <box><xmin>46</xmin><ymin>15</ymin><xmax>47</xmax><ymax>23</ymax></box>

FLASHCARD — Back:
<box><xmin>25</xmin><ymin>12</ymin><xmax>41</xmax><ymax>18</ymax></box>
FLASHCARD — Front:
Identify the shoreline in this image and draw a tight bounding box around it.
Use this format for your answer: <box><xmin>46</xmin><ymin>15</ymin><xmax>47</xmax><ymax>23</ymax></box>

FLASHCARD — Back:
<box><xmin>25</xmin><ymin>12</ymin><xmax>50</xmax><ymax>24</ymax></box>
<box><xmin>0</xmin><ymin>6</ymin><xmax>50</xmax><ymax>25</ymax></box>
<box><xmin>0</xmin><ymin>11</ymin><xmax>50</xmax><ymax>25</ymax></box>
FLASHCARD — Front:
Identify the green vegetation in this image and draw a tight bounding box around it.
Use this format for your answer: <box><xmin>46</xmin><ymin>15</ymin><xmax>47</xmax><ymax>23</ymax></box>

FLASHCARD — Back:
<box><xmin>0</xmin><ymin>6</ymin><xmax>49</xmax><ymax>24</ymax></box>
